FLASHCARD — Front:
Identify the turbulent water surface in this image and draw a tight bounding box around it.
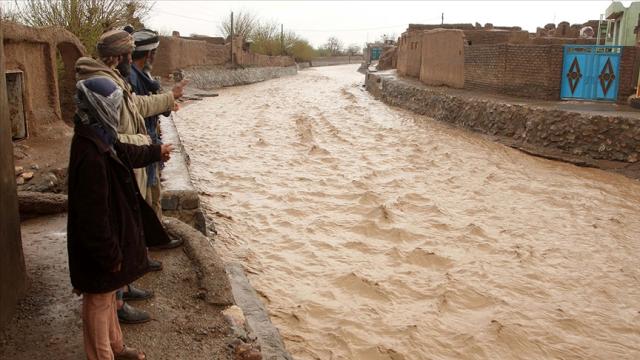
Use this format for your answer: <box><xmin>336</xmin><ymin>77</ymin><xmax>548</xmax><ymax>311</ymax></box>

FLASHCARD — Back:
<box><xmin>174</xmin><ymin>64</ymin><xmax>640</xmax><ymax>360</ymax></box>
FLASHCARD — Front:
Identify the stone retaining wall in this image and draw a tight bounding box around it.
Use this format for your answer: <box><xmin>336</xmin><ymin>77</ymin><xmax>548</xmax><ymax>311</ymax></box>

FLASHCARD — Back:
<box><xmin>184</xmin><ymin>66</ymin><xmax>297</xmax><ymax>90</ymax></box>
<box><xmin>366</xmin><ymin>71</ymin><xmax>640</xmax><ymax>163</ymax></box>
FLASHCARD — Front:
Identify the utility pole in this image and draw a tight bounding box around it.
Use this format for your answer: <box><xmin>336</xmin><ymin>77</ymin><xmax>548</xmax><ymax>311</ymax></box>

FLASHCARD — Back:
<box><xmin>230</xmin><ymin>11</ymin><xmax>234</xmax><ymax>66</ymax></box>
<box><xmin>441</xmin><ymin>13</ymin><xmax>444</xmax><ymax>25</ymax></box>
<box><xmin>281</xmin><ymin>24</ymin><xmax>284</xmax><ymax>55</ymax></box>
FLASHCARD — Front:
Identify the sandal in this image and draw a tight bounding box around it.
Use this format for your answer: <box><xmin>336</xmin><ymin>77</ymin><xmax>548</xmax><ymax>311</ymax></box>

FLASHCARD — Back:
<box><xmin>115</xmin><ymin>345</ymin><xmax>146</xmax><ymax>359</ymax></box>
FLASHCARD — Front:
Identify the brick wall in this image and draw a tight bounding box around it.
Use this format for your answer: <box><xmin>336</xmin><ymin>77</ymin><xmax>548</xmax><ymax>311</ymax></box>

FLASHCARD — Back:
<box><xmin>463</xmin><ymin>44</ymin><xmax>506</xmax><ymax>93</ymax></box>
<box><xmin>618</xmin><ymin>46</ymin><xmax>638</xmax><ymax>103</ymax></box>
<box><xmin>464</xmin><ymin>44</ymin><xmax>563</xmax><ymax>100</ymax></box>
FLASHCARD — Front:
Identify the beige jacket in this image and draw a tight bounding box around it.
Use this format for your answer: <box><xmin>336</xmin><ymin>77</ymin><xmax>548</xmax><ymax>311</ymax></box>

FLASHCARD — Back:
<box><xmin>75</xmin><ymin>57</ymin><xmax>175</xmax><ymax>197</ymax></box>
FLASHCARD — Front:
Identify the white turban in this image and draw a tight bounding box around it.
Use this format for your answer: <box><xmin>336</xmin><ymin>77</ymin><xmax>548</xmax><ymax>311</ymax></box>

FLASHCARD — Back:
<box><xmin>133</xmin><ymin>29</ymin><xmax>160</xmax><ymax>52</ymax></box>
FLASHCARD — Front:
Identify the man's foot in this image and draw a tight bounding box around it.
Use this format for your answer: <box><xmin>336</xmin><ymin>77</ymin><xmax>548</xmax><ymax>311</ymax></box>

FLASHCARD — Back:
<box><xmin>115</xmin><ymin>344</ymin><xmax>146</xmax><ymax>359</ymax></box>
<box><xmin>117</xmin><ymin>303</ymin><xmax>151</xmax><ymax>324</ymax></box>
<box><xmin>123</xmin><ymin>284</ymin><xmax>153</xmax><ymax>301</ymax></box>
<box><xmin>148</xmin><ymin>258</ymin><xmax>163</xmax><ymax>272</ymax></box>
<box><xmin>148</xmin><ymin>237</ymin><xmax>184</xmax><ymax>251</ymax></box>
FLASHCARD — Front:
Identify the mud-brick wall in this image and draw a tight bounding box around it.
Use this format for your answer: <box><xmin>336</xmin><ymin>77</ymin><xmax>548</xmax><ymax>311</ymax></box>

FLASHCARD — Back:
<box><xmin>2</xmin><ymin>22</ymin><xmax>85</xmax><ymax>134</ymax></box>
<box><xmin>154</xmin><ymin>36</ymin><xmax>230</xmax><ymax>77</ymax></box>
<box><xmin>464</xmin><ymin>44</ymin><xmax>564</xmax><ymax>100</ymax></box>
<box><xmin>420</xmin><ymin>29</ymin><xmax>465</xmax><ymax>88</ymax></box>
<box><xmin>618</xmin><ymin>46</ymin><xmax>639</xmax><ymax>103</ymax></box>
<box><xmin>397</xmin><ymin>30</ymin><xmax>423</xmax><ymax>78</ymax></box>
<box><xmin>0</xmin><ymin>26</ymin><xmax>27</xmax><ymax>331</ymax></box>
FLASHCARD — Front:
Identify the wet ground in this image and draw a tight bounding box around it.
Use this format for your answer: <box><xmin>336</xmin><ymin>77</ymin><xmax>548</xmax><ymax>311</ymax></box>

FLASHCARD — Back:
<box><xmin>0</xmin><ymin>214</ymin><xmax>232</xmax><ymax>360</ymax></box>
<box><xmin>174</xmin><ymin>64</ymin><xmax>640</xmax><ymax>360</ymax></box>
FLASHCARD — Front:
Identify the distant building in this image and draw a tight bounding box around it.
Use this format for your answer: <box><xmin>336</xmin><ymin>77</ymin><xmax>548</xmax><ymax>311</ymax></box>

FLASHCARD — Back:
<box><xmin>364</xmin><ymin>40</ymin><xmax>395</xmax><ymax>63</ymax></box>
<box><xmin>602</xmin><ymin>0</ymin><xmax>640</xmax><ymax>46</ymax></box>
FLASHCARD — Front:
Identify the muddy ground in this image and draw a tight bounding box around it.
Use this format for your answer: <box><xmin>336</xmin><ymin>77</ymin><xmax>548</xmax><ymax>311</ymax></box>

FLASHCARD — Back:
<box><xmin>0</xmin><ymin>214</ymin><xmax>234</xmax><ymax>360</ymax></box>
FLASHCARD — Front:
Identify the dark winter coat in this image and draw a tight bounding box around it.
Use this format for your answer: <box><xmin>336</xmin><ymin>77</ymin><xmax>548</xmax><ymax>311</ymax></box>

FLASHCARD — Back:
<box><xmin>67</xmin><ymin>123</ymin><xmax>170</xmax><ymax>294</ymax></box>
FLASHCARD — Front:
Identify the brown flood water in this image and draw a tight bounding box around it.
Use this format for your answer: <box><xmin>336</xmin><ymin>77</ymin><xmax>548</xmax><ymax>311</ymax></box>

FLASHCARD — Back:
<box><xmin>174</xmin><ymin>64</ymin><xmax>640</xmax><ymax>360</ymax></box>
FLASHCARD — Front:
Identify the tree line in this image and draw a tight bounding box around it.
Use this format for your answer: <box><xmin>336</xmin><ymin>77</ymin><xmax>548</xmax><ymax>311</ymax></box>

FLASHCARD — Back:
<box><xmin>218</xmin><ymin>11</ymin><xmax>361</xmax><ymax>62</ymax></box>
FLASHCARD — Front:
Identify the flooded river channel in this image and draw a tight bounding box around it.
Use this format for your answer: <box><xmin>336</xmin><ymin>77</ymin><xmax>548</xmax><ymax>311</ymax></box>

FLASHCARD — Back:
<box><xmin>174</xmin><ymin>64</ymin><xmax>640</xmax><ymax>359</ymax></box>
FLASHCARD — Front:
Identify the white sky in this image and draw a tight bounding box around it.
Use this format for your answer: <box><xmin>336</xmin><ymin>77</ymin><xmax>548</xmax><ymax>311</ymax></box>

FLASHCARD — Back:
<box><xmin>146</xmin><ymin>0</ymin><xmax>627</xmax><ymax>48</ymax></box>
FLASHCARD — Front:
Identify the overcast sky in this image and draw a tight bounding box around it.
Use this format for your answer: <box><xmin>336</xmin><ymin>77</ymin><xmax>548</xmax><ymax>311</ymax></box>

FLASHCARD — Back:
<box><xmin>146</xmin><ymin>0</ymin><xmax>625</xmax><ymax>48</ymax></box>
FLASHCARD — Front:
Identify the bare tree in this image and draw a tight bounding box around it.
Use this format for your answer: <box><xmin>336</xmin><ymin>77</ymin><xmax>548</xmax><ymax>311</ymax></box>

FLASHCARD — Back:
<box><xmin>324</xmin><ymin>36</ymin><xmax>343</xmax><ymax>56</ymax></box>
<box><xmin>250</xmin><ymin>20</ymin><xmax>279</xmax><ymax>55</ymax></box>
<box><xmin>12</xmin><ymin>0</ymin><xmax>153</xmax><ymax>54</ymax></box>
<box><xmin>218</xmin><ymin>10</ymin><xmax>258</xmax><ymax>40</ymax></box>
<box><xmin>346</xmin><ymin>44</ymin><xmax>361</xmax><ymax>56</ymax></box>
<box><xmin>0</xmin><ymin>3</ymin><xmax>18</xmax><ymax>22</ymax></box>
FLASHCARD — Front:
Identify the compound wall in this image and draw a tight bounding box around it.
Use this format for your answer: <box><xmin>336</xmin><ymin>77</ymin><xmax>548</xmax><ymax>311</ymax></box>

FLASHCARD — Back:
<box><xmin>420</xmin><ymin>29</ymin><xmax>465</xmax><ymax>88</ymax></box>
<box><xmin>153</xmin><ymin>35</ymin><xmax>295</xmax><ymax>77</ymax></box>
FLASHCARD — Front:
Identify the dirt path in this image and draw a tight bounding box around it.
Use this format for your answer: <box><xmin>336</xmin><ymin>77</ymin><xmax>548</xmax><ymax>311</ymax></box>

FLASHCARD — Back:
<box><xmin>0</xmin><ymin>214</ymin><xmax>233</xmax><ymax>359</ymax></box>
<box><xmin>174</xmin><ymin>64</ymin><xmax>640</xmax><ymax>360</ymax></box>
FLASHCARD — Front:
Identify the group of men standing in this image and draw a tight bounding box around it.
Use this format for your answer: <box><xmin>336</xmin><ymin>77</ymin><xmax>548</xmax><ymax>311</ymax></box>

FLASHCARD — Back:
<box><xmin>68</xmin><ymin>26</ymin><xmax>188</xmax><ymax>360</ymax></box>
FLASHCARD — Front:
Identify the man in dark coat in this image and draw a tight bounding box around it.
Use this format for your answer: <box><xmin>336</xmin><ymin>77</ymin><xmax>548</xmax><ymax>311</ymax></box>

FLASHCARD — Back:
<box><xmin>67</xmin><ymin>76</ymin><xmax>173</xmax><ymax>360</ymax></box>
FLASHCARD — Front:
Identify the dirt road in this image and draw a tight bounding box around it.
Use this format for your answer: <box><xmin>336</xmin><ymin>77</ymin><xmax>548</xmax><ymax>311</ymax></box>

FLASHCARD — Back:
<box><xmin>175</xmin><ymin>64</ymin><xmax>640</xmax><ymax>360</ymax></box>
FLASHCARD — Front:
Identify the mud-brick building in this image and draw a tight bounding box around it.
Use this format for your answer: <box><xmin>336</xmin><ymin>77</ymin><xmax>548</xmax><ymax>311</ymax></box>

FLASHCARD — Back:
<box><xmin>394</xmin><ymin>23</ymin><xmax>640</xmax><ymax>104</ymax></box>
<box><xmin>1</xmin><ymin>22</ymin><xmax>25</xmax><ymax>331</ymax></box>
<box><xmin>3</xmin><ymin>22</ymin><xmax>85</xmax><ymax>140</ymax></box>
<box><xmin>1</xmin><ymin>21</ymin><xmax>84</xmax><ymax>331</ymax></box>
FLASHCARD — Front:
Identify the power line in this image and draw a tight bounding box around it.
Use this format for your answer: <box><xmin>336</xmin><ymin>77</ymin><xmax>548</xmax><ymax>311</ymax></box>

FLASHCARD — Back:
<box><xmin>291</xmin><ymin>24</ymin><xmax>408</xmax><ymax>32</ymax></box>
<box><xmin>290</xmin><ymin>17</ymin><xmax>442</xmax><ymax>33</ymax></box>
<box><xmin>154</xmin><ymin>10</ymin><xmax>223</xmax><ymax>25</ymax></box>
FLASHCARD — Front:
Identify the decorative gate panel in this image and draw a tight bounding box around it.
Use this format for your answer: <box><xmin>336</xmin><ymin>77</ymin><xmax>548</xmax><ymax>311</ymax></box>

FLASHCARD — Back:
<box><xmin>561</xmin><ymin>45</ymin><xmax>622</xmax><ymax>101</ymax></box>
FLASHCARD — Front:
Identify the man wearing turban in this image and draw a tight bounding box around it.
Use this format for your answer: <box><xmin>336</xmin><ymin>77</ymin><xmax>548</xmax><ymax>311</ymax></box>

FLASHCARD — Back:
<box><xmin>75</xmin><ymin>29</ymin><xmax>187</xmax><ymax>324</ymax></box>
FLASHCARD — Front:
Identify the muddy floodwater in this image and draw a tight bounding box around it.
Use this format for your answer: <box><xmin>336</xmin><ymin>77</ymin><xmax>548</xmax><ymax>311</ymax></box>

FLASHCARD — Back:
<box><xmin>174</xmin><ymin>64</ymin><xmax>640</xmax><ymax>360</ymax></box>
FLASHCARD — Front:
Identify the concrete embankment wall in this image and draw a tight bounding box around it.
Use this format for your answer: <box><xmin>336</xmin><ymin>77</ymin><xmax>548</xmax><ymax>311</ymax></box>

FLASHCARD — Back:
<box><xmin>184</xmin><ymin>66</ymin><xmax>297</xmax><ymax>90</ymax></box>
<box><xmin>366</xmin><ymin>71</ymin><xmax>640</xmax><ymax>164</ymax></box>
<box><xmin>310</xmin><ymin>55</ymin><xmax>364</xmax><ymax>67</ymax></box>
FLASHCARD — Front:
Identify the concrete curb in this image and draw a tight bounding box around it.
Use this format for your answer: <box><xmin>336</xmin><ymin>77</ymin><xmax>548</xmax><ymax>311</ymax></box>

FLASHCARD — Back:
<box><xmin>226</xmin><ymin>263</ymin><xmax>293</xmax><ymax>360</ymax></box>
<box><xmin>160</xmin><ymin>114</ymin><xmax>208</xmax><ymax>235</ymax></box>
<box><xmin>162</xmin><ymin>216</ymin><xmax>234</xmax><ymax>306</ymax></box>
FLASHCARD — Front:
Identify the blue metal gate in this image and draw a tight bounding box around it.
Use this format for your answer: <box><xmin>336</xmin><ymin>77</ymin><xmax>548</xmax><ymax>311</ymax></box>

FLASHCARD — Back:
<box><xmin>371</xmin><ymin>47</ymin><xmax>382</xmax><ymax>60</ymax></box>
<box><xmin>561</xmin><ymin>45</ymin><xmax>622</xmax><ymax>101</ymax></box>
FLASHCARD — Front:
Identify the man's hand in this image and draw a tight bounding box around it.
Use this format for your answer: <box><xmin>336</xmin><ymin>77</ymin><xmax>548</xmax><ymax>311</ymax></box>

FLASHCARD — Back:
<box><xmin>160</xmin><ymin>144</ymin><xmax>174</xmax><ymax>162</ymax></box>
<box><xmin>172</xmin><ymin>102</ymin><xmax>180</xmax><ymax>112</ymax></box>
<box><xmin>171</xmin><ymin>79</ymin><xmax>189</xmax><ymax>100</ymax></box>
